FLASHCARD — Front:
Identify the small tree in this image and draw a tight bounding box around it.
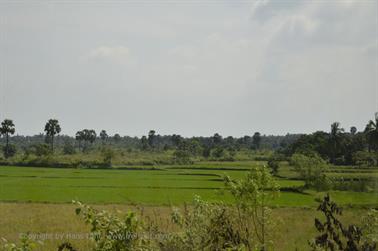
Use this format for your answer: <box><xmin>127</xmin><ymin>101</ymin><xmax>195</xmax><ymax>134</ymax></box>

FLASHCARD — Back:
<box><xmin>267</xmin><ymin>159</ymin><xmax>280</xmax><ymax>176</ymax></box>
<box><xmin>101</xmin><ymin>146</ymin><xmax>115</xmax><ymax>167</ymax></box>
<box><xmin>44</xmin><ymin>119</ymin><xmax>61</xmax><ymax>153</ymax></box>
<box><xmin>148</xmin><ymin>130</ymin><xmax>156</xmax><ymax>148</ymax></box>
<box><xmin>73</xmin><ymin>201</ymin><xmax>145</xmax><ymax>251</ymax></box>
<box><xmin>99</xmin><ymin>130</ymin><xmax>108</xmax><ymax>144</ymax></box>
<box><xmin>76</xmin><ymin>129</ymin><xmax>96</xmax><ymax>152</ymax></box>
<box><xmin>291</xmin><ymin>153</ymin><xmax>330</xmax><ymax>191</ymax></box>
<box><xmin>0</xmin><ymin>119</ymin><xmax>16</xmax><ymax>158</ymax></box>
<box><xmin>224</xmin><ymin>166</ymin><xmax>280</xmax><ymax>250</ymax></box>
<box><xmin>252</xmin><ymin>132</ymin><xmax>262</xmax><ymax>150</ymax></box>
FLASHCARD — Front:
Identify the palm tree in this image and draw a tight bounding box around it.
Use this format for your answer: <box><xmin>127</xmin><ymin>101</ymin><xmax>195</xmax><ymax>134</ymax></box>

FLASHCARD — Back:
<box><xmin>44</xmin><ymin>119</ymin><xmax>61</xmax><ymax>152</ymax></box>
<box><xmin>0</xmin><ymin>119</ymin><xmax>15</xmax><ymax>158</ymax></box>
<box><xmin>329</xmin><ymin>122</ymin><xmax>344</xmax><ymax>163</ymax></box>
<box><xmin>100</xmin><ymin>130</ymin><xmax>108</xmax><ymax>144</ymax></box>
<box><xmin>350</xmin><ymin>126</ymin><xmax>357</xmax><ymax>135</ymax></box>
<box><xmin>365</xmin><ymin>112</ymin><xmax>378</xmax><ymax>152</ymax></box>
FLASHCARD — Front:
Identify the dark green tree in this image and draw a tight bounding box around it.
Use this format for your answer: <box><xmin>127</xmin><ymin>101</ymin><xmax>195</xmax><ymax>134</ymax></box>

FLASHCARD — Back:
<box><xmin>113</xmin><ymin>133</ymin><xmax>121</xmax><ymax>144</ymax></box>
<box><xmin>252</xmin><ymin>132</ymin><xmax>262</xmax><ymax>150</ymax></box>
<box><xmin>212</xmin><ymin>133</ymin><xmax>223</xmax><ymax>146</ymax></box>
<box><xmin>365</xmin><ymin>112</ymin><xmax>378</xmax><ymax>152</ymax></box>
<box><xmin>350</xmin><ymin>126</ymin><xmax>357</xmax><ymax>135</ymax></box>
<box><xmin>0</xmin><ymin>119</ymin><xmax>16</xmax><ymax>158</ymax></box>
<box><xmin>100</xmin><ymin>130</ymin><xmax>108</xmax><ymax>144</ymax></box>
<box><xmin>329</xmin><ymin>122</ymin><xmax>344</xmax><ymax>163</ymax></box>
<box><xmin>44</xmin><ymin>119</ymin><xmax>61</xmax><ymax>152</ymax></box>
<box><xmin>75</xmin><ymin>129</ymin><xmax>96</xmax><ymax>152</ymax></box>
<box><xmin>148</xmin><ymin>130</ymin><xmax>156</xmax><ymax>148</ymax></box>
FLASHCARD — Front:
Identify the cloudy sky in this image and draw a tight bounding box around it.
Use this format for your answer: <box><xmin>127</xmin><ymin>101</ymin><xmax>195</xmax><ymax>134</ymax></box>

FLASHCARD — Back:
<box><xmin>0</xmin><ymin>0</ymin><xmax>377</xmax><ymax>137</ymax></box>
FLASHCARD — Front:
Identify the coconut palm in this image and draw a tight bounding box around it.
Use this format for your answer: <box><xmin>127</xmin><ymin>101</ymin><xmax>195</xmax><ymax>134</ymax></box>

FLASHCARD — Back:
<box><xmin>329</xmin><ymin>122</ymin><xmax>344</xmax><ymax>163</ymax></box>
<box><xmin>365</xmin><ymin>112</ymin><xmax>378</xmax><ymax>152</ymax></box>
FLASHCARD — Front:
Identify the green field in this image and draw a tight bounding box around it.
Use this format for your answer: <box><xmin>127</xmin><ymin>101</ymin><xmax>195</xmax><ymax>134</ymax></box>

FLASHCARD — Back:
<box><xmin>0</xmin><ymin>161</ymin><xmax>377</xmax><ymax>250</ymax></box>
<box><xmin>0</xmin><ymin>162</ymin><xmax>377</xmax><ymax>207</ymax></box>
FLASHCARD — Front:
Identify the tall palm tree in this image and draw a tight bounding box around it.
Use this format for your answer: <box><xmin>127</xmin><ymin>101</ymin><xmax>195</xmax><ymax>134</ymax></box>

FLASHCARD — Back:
<box><xmin>0</xmin><ymin>119</ymin><xmax>15</xmax><ymax>158</ymax></box>
<box><xmin>365</xmin><ymin>112</ymin><xmax>378</xmax><ymax>152</ymax></box>
<box><xmin>44</xmin><ymin>119</ymin><xmax>61</xmax><ymax>153</ymax></box>
<box><xmin>100</xmin><ymin>130</ymin><xmax>108</xmax><ymax>144</ymax></box>
<box><xmin>329</xmin><ymin>122</ymin><xmax>344</xmax><ymax>163</ymax></box>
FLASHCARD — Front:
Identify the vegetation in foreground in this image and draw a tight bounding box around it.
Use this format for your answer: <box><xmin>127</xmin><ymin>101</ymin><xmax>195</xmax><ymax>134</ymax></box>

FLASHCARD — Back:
<box><xmin>1</xmin><ymin>167</ymin><xmax>377</xmax><ymax>251</ymax></box>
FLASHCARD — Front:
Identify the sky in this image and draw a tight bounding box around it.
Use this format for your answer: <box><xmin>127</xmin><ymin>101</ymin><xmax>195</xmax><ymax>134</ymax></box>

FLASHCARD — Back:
<box><xmin>0</xmin><ymin>0</ymin><xmax>377</xmax><ymax>137</ymax></box>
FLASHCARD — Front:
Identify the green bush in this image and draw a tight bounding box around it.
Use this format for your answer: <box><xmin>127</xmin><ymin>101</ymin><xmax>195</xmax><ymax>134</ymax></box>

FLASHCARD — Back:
<box><xmin>73</xmin><ymin>201</ymin><xmax>148</xmax><ymax>251</ymax></box>
<box><xmin>291</xmin><ymin>153</ymin><xmax>330</xmax><ymax>191</ymax></box>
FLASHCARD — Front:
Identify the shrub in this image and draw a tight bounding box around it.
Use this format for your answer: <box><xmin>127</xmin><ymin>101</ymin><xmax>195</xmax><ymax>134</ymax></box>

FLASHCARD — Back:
<box><xmin>291</xmin><ymin>153</ymin><xmax>330</xmax><ymax>191</ymax></box>
<box><xmin>267</xmin><ymin>160</ymin><xmax>279</xmax><ymax>176</ymax></box>
<box><xmin>73</xmin><ymin>201</ymin><xmax>148</xmax><ymax>251</ymax></box>
<box><xmin>173</xmin><ymin>149</ymin><xmax>192</xmax><ymax>164</ymax></box>
<box><xmin>361</xmin><ymin>209</ymin><xmax>378</xmax><ymax>245</ymax></box>
<box><xmin>32</xmin><ymin>143</ymin><xmax>52</xmax><ymax>157</ymax></box>
<box><xmin>100</xmin><ymin>146</ymin><xmax>116</xmax><ymax>167</ymax></box>
<box><xmin>309</xmin><ymin>194</ymin><xmax>376</xmax><ymax>251</ymax></box>
<box><xmin>224</xmin><ymin>166</ymin><xmax>280</xmax><ymax>250</ymax></box>
<box><xmin>159</xmin><ymin>196</ymin><xmax>245</xmax><ymax>251</ymax></box>
<box><xmin>353</xmin><ymin>151</ymin><xmax>378</xmax><ymax>167</ymax></box>
<box><xmin>211</xmin><ymin>147</ymin><xmax>225</xmax><ymax>159</ymax></box>
<box><xmin>1</xmin><ymin>234</ymin><xmax>41</xmax><ymax>251</ymax></box>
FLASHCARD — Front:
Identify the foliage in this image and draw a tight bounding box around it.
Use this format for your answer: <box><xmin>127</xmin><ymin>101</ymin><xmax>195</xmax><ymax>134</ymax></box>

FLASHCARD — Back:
<box><xmin>2</xmin><ymin>144</ymin><xmax>16</xmax><ymax>158</ymax></box>
<box><xmin>32</xmin><ymin>143</ymin><xmax>52</xmax><ymax>157</ymax></box>
<box><xmin>0</xmin><ymin>119</ymin><xmax>16</xmax><ymax>159</ymax></box>
<box><xmin>159</xmin><ymin>196</ymin><xmax>246</xmax><ymax>251</ymax></box>
<box><xmin>361</xmin><ymin>209</ymin><xmax>378</xmax><ymax>245</ymax></box>
<box><xmin>211</xmin><ymin>147</ymin><xmax>225</xmax><ymax>159</ymax></box>
<box><xmin>224</xmin><ymin>166</ymin><xmax>280</xmax><ymax>250</ymax></box>
<box><xmin>352</xmin><ymin>151</ymin><xmax>378</xmax><ymax>167</ymax></box>
<box><xmin>1</xmin><ymin>234</ymin><xmax>41</xmax><ymax>251</ymax></box>
<box><xmin>267</xmin><ymin>160</ymin><xmax>279</xmax><ymax>176</ymax></box>
<box><xmin>100</xmin><ymin>146</ymin><xmax>116</xmax><ymax>167</ymax></box>
<box><xmin>99</xmin><ymin>130</ymin><xmax>108</xmax><ymax>144</ymax></box>
<box><xmin>291</xmin><ymin>153</ymin><xmax>331</xmax><ymax>191</ymax></box>
<box><xmin>252</xmin><ymin>132</ymin><xmax>261</xmax><ymax>150</ymax></box>
<box><xmin>309</xmin><ymin>194</ymin><xmax>376</xmax><ymax>251</ymax></box>
<box><xmin>63</xmin><ymin>141</ymin><xmax>76</xmax><ymax>155</ymax></box>
<box><xmin>44</xmin><ymin>119</ymin><xmax>61</xmax><ymax>152</ymax></box>
<box><xmin>73</xmin><ymin>201</ymin><xmax>148</xmax><ymax>251</ymax></box>
<box><xmin>364</xmin><ymin>112</ymin><xmax>378</xmax><ymax>152</ymax></box>
<box><xmin>173</xmin><ymin>149</ymin><xmax>192</xmax><ymax>164</ymax></box>
<box><xmin>75</xmin><ymin>129</ymin><xmax>97</xmax><ymax>152</ymax></box>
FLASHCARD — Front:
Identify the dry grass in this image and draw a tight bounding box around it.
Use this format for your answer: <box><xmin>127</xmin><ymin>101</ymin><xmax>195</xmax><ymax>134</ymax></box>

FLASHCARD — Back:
<box><xmin>0</xmin><ymin>202</ymin><xmax>366</xmax><ymax>251</ymax></box>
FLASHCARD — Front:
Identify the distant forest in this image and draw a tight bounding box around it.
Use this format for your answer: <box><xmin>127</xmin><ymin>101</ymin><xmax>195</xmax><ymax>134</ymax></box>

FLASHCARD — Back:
<box><xmin>0</xmin><ymin>113</ymin><xmax>377</xmax><ymax>167</ymax></box>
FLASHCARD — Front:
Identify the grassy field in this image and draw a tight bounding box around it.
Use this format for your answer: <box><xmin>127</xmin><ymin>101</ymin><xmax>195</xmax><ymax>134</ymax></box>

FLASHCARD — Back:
<box><xmin>0</xmin><ymin>161</ymin><xmax>377</xmax><ymax>250</ymax></box>
<box><xmin>0</xmin><ymin>163</ymin><xmax>377</xmax><ymax>206</ymax></box>
<box><xmin>0</xmin><ymin>202</ymin><xmax>367</xmax><ymax>251</ymax></box>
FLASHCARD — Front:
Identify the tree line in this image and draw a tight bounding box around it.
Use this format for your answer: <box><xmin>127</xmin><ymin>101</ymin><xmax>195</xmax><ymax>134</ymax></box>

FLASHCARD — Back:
<box><xmin>0</xmin><ymin>113</ymin><xmax>377</xmax><ymax>166</ymax></box>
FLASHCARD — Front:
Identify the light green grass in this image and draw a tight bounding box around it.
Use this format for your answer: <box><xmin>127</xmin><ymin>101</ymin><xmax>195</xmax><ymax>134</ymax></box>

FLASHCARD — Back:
<box><xmin>0</xmin><ymin>165</ymin><xmax>377</xmax><ymax>206</ymax></box>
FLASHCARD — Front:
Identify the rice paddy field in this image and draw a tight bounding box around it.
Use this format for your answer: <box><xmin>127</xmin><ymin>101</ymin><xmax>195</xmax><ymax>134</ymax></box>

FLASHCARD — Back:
<box><xmin>0</xmin><ymin>161</ymin><xmax>377</xmax><ymax>250</ymax></box>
